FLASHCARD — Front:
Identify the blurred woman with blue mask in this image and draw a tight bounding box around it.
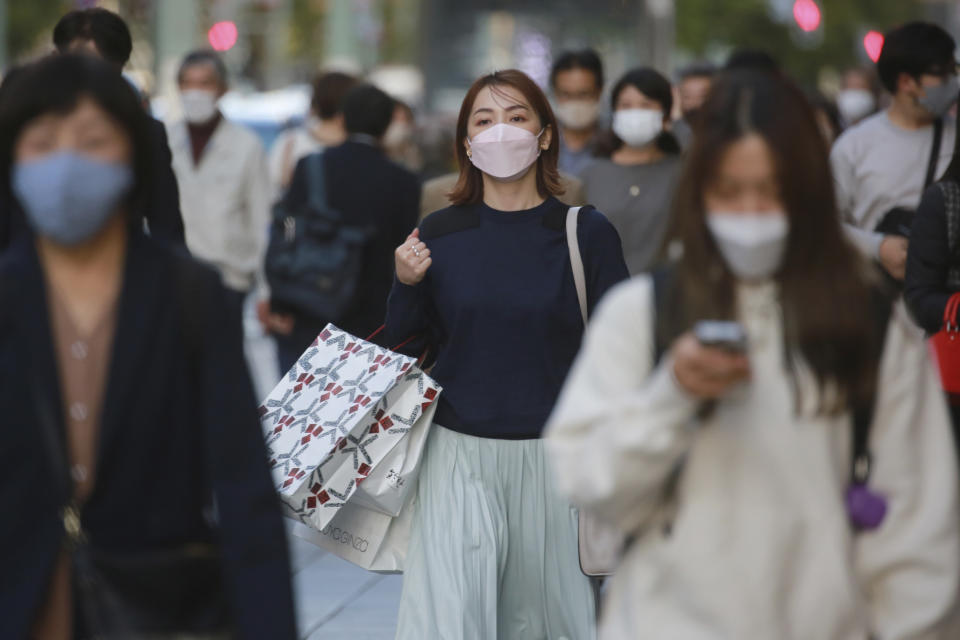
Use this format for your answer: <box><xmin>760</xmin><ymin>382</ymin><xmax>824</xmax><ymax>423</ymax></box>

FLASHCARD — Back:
<box><xmin>582</xmin><ymin>67</ymin><xmax>683</xmax><ymax>275</ymax></box>
<box><xmin>0</xmin><ymin>55</ymin><xmax>296</xmax><ymax>640</ymax></box>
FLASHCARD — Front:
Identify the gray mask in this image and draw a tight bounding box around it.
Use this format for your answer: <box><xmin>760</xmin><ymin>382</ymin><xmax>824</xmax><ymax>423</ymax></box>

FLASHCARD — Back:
<box><xmin>918</xmin><ymin>75</ymin><xmax>960</xmax><ymax>118</ymax></box>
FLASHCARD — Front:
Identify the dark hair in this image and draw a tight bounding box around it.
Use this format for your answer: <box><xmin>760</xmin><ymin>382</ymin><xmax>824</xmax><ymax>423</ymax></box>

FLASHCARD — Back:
<box><xmin>724</xmin><ymin>48</ymin><xmax>780</xmax><ymax>74</ymax></box>
<box><xmin>311</xmin><ymin>71</ymin><xmax>358</xmax><ymax>120</ymax></box>
<box><xmin>806</xmin><ymin>89</ymin><xmax>842</xmax><ymax>142</ymax></box>
<box><xmin>0</xmin><ymin>55</ymin><xmax>153</xmax><ymax>226</ymax></box>
<box><xmin>449</xmin><ymin>69</ymin><xmax>562</xmax><ymax>206</ymax></box>
<box><xmin>663</xmin><ymin>70</ymin><xmax>881</xmax><ymax>416</ymax></box>
<box><xmin>342</xmin><ymin>84</ymin><xmax>395</xmax><ymax>138</ymax></box>
<box><xmin>677</xmin><ymin>62</ymin><xmax>718</xmax><ymax>83</ymax></box>
<box><xmin>595</xmin><ymin>67</ymin><xmax>680</xmax><ymax>157</ymax></box>
<box><xmin>550</xmin><ymin>49</ymin><xmax>604</xmax><ymax>92</ymax></box>
<box><xmin>177</xmin><ymin>50</ymin><xmax>229</xmax><ymax>87</ymax></box>
<box><xmin>53</xmin><ymin>8</ymin><xmax>133</xmax><ymax>68</ymax></box>
<box><xmin>877</xmin><ymin>22</ymin><xmax>956</xmax><ymax>94</ymax></box>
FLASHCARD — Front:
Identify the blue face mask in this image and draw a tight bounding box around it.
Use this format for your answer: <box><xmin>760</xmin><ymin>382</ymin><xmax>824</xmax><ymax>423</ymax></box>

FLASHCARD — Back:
<box><xmin>13</xmin><ymin>152</ymin><xmax>134</xmax><ymax>247</ymax></box>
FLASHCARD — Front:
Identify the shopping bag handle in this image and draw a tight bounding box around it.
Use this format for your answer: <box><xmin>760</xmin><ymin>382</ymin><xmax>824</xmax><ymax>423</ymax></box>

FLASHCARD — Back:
<box><xmin>367</xmin><ymin>325</ymin><xmax>422</xmax><ymax>358</ymax></box>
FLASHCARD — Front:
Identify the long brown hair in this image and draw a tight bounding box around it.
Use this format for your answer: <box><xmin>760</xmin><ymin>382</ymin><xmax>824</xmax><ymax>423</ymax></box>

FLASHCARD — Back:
<box><xmin>449</xmin><ymin>69</ymin><xmax>563</xmax><ymax>205</ymax></box>
<box><xmin>663</xmin><ymin>70</ymin><xmax>882</xmax><ymax>416</ymax></box>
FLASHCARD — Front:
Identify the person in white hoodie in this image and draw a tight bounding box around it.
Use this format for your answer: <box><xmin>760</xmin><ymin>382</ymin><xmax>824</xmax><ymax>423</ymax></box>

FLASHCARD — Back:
<box><xmin>545</xmin><ymin>69</ymin><xmax>960</xmax><ymax>640</ymax></box>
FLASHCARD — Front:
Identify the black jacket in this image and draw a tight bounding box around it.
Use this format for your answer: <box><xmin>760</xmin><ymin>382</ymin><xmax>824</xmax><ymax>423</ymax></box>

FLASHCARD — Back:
<box><xmin>278</xmin><ymin>139</ymin><xmax>420</xmax><ymax>338</ymax></box>
<box><xmin>0</xmin><ymin>117</ymin><xmax>185</xmax><ymax>252</ymax></box>
<box><xmin>905</xmin><ymin>182</ymin><xmax>960</xmax><ymax>334</ymax></box>
<box><xmin>0</xmin><ymin>233</ymin><xmax>295</xmax><ymax>639</ymax></box>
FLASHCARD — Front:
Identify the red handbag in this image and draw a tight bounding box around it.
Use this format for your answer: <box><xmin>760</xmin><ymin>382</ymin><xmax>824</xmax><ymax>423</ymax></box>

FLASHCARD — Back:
<box><xmin>930</xmin><ymin>292</ymin><xmax>960</xmax><ymax>393</ymax></box>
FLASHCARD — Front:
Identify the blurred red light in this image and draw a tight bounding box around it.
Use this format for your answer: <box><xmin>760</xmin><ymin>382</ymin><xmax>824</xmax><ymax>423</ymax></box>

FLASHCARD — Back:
<box><xmin>793</xmin><ymin>0</ymin><xmax>821</xmax><ymax>33</ymax></box>
<box><xmin>208</xmin><ymin>21</ymin><xmax>238</xmax><ymax>52</ymax></box>
<box><xmin>864</xmin><ymin>31</ymin><xmax>884</xmax><ymax>63</ymax></box>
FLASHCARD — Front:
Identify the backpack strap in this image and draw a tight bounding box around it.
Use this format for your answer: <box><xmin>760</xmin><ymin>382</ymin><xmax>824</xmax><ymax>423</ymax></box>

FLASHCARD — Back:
<box><xmin>305</xmin><ymin>152</ymin><xmax>328</xmax><ymax>215</ymax></box>
<box><xmin>565</xmin><ymin>206</ymin><xmax>588</xmax><ymax>325</ymax></box>
<box><xmin>924</xmin><ymin>118</ymin><xmax>945</xmax><ymax>191</ymax></box>
<box><xmin>650</xmin><ymin>265</ymin><xmax>675</xmax><ymax>366</ymax></box>
<box><xmin>850</xmin><ymin>286</ymin><xmax>893</xmax><ymax>487</ymax></box>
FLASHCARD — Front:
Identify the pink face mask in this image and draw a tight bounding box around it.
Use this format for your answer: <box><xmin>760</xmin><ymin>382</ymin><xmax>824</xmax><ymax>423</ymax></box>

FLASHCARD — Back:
<box><xmin>467</xmin><ymin>123</ymin><xmax>544</xmax><ymax>180</ymax></box>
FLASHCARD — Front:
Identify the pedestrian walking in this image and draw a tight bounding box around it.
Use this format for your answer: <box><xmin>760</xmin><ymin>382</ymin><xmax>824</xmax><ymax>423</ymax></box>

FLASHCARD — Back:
<box><xmin>386</xmin><ymin>68</ymin><xmax>629</xmax><ymax>640</ymax></box>
<box><xmin>831</xmin><ymin>22</ymin><xmax>956</xmax><ymax>284</ymax></box>
<box><xmin>168</xmin><ymin>50</ymin><xmax>271</xmax><ymax>315</ymax></box>
<box><xmin>267</xmin><ymin>70</ymin><xmax>356</xmax><ymax>200</ymax></box>
<box><xmin>551</xmin><ymin>49</ymin><xmax>605</xmax><ymax>176</ymax></box>
<box><xmin>904</xmin><ymin>92</ymin><xmax>960</xmax><ymax>436</ymax></box>
<box><xmin>581</xmin><ymin>67</ymin><xmax>682</xmax><ymax>275</ymax></box>
<box><xmin>0</xmin><ymin>54</ymin><xmax>295</xmax><ymax>640</ymax></box>
<box><xmin>267</xmin><ymin>83</ymin><xmax>420</xmax><ymax>372</ymax></box>
<box><xmin>545</xmin><ymin>69</ymin><xmax>960</xmax><ymax>640</ymax></box>
<box><xmin>672</xmin><ymin>62</ymin><xmax>716</xmax><ymax>149</ymax></box>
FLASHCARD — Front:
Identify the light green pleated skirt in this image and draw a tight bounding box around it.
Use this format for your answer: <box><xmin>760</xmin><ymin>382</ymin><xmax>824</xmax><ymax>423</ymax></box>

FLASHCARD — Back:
<box><xmin>396</xmin><ymin>425</ymin><xmax>596</xmax><ymax>640</ymax></box>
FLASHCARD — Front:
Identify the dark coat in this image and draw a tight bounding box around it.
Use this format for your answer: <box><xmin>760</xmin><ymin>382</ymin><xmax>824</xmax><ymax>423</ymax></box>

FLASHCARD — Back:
<box><xmin>0</xmin><ymin>117</ymin><xmax>185</xmax><ymax>252</ymax></box>
<box><xmin>0</xmin><ymin>233</ymin><xmax>295</xmax><ymax>639</ymax></box>
<box><xmin>275</xmin><ymin>139</ymin><xmax>421</xmax><ymax>341</ymax></box>
<box><xmin>905</xmin><ymin>182</ymin><xmax>960</xmax><ymax>334</ymax></box>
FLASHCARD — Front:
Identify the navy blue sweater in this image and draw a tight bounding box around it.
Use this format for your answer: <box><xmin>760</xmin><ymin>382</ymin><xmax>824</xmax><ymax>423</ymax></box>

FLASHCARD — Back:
<box><xmin>386</xmin><ymin>197</ymin><xmax>629</xmax><ymax>439</ymax></box>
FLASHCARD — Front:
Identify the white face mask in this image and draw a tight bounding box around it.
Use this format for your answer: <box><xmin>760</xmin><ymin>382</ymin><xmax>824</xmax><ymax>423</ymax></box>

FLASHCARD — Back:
<box><xmin>467</xmin><ymin>123</ymin><xmax>544</xmax><ymax>181</ymax></box>
<box><xmin>181</xmin><ymin>89</ymin><xmax>219</xmax><ymax>124</ymax></box>
<box><xmin>612</xmin><ymin>108</ymin><xmax>663</xmax><ymax>148</ymax></box>
<box><xmin>554</xmin><ymin>99</ymin><xmax>600</xmax><ymax>131</ymax></box>
<box><xmin>836</xmin><ymin>89</ymin><xmax>876</xmax><ymax>124</ymax></box>
<box><xmin>706</xmin><ymin>213</ymin><xmax>789</xmax><ymax>281</ymax></box>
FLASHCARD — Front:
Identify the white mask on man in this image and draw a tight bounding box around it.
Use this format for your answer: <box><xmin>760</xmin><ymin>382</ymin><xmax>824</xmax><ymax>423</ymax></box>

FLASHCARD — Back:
<box><xmin>554</xmin><ymin>100</ymin><xmax>600</xmax><ymax>131</ymax></box>
<box><xmin>836</xmin><ymin>89</ymin><xmax>876</xmax><ymax>125</ymax></box>
<box><xmin>181</xmin><ymin>89</ymin><xmax>219</xmax><ymax>124</ymax></box>
<box><xmin>612</xmin><ymin>108</ymin><xmax>663</xmax><ymax>148</ymax></box>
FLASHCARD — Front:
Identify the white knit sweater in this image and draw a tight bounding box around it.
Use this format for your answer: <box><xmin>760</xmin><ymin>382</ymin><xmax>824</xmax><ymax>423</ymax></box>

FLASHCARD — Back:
<box><xmin>545</xmin><ymin>276</ymin><xmax>960</xmax><ymax>640</ymax></box>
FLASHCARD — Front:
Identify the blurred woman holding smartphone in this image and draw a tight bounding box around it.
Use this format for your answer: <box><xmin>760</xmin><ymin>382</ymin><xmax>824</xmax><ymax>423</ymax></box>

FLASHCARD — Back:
<box><xmin>545</xmin><ymin>70</ymin><xmax>960</xmax><ymax>639</ymax></box>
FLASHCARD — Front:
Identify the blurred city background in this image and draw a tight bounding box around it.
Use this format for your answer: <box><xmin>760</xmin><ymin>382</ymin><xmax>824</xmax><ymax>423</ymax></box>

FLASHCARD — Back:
<box><xmin>3</xmin><ymin>0</ymin><xmax>958</xmax><ymax>181</ymax></box>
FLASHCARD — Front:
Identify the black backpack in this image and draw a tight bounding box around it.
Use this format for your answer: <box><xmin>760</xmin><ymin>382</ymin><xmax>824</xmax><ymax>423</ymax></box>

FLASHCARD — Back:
<box><xmin>265</xmin><ymin>152</ymin><xmax>368</xmax><ymax>320</ymax></box>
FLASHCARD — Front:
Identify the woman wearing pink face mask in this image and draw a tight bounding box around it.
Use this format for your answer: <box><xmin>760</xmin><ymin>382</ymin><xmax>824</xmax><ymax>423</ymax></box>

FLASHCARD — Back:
<box><xmin>386</xmin><ymin>69</ymin><xmax>629</xmax><ymax>639</ymax></box>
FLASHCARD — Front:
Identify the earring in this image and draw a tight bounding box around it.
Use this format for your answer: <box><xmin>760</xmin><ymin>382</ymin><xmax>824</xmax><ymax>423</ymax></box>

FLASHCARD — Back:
<box><xmin>466</xmin><ymin>149</ymin><xmax>473</xmax><ymax>158</ymax></box>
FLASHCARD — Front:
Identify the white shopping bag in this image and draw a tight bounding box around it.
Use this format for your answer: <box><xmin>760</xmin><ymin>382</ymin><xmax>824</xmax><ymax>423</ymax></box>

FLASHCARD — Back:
<box><xmin>259</xmin><ymin>324</ymin><xmax>440</xmax><ymax>533</ymax></box>
<box><xmin>349</xmin><ymin>401</ymin><xmax>433</xmax><ymax>517</ymax></box>
<box><xmin>288</xmin><ymin>486</ymin><xmax>418</xmax><ymax>574</ymax></box>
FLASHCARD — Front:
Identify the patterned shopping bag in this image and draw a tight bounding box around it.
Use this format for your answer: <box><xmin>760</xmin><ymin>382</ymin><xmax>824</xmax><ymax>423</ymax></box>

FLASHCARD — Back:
<box><xmin>259</xmin><ymin>324</ymin><xmax>440</xmax><ymax>533</ymax></box>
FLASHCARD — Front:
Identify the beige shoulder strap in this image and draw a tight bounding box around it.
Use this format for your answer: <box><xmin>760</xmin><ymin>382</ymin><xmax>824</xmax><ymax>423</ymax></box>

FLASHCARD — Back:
<box><xmin>565</xmin><ymin>206</ymin><xmax>588</xmax><ymax>325</ymax></box>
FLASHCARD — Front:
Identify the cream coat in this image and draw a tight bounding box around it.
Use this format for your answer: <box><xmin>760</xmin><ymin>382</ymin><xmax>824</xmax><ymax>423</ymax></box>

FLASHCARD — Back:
<box><xmin>168</xmin><ymin>118</ymin><xmax>270</xmax><ymax>293</ymax></box>
<box><xmin>545</xmin><ymin>276</ymin><xmax>960</xmax><ymax>640</ymax></box>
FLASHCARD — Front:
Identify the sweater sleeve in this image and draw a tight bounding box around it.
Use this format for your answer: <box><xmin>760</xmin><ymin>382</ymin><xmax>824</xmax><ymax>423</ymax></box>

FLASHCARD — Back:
<box><xmin>543</xmin><ymin>278</ymin><xmax>701</xmax><ymax>534</ymax></box>
<box><xmin>854</xmin><ymin>318</ymin><xmax>960</xmax><ymax>639</ymax></box>
<box><xmin>905</xmin><ymin>185</ymin><xmax>953</xmax><ymax>334</ymax></box>
<box><xmin>579</xmin><ymin>207</ymin><xmax>630</xmax><ymax>313</ymax></box>
<box><xmin>831</xmin><ymin>136</ymin><xmax>884</xmax><ymax>258</ymax></box>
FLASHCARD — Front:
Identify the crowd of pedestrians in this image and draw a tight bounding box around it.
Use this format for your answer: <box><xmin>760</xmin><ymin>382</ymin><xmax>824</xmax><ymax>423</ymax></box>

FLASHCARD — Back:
<box><xmin>2</xmin><ymin>5</ymin><xmax>960</xmax><ymax>640</ymax></box>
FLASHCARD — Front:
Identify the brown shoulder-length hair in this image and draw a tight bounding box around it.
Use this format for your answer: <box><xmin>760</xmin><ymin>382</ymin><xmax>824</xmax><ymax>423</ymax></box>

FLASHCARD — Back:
<box><xmin>449</xmin><ymin>69</ymin><xmax>563</xmax><ymax>205</ymax></box>
<box><xmin>661</xmin><ymin>69</ymin><xmax>883</xmax><ymax>416</ymax></box>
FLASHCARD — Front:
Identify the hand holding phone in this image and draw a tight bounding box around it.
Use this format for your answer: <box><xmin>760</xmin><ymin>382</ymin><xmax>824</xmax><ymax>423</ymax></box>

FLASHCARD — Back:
<box><xmin>672</xmin><ymin>322</ymin><xmax>751</xmax><ymax>399</ymax></box>
<box><xmin>693</xmin><ymin>321</ymin><xmax>748</xmax><ymax>354</ymax></box>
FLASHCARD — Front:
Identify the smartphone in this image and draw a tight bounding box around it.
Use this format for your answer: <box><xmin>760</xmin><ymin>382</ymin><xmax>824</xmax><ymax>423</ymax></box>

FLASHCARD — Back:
<box><xmin>693</xmin><ymin>321</ymin><xmax>748</xmax><ymax>354</ymax></box>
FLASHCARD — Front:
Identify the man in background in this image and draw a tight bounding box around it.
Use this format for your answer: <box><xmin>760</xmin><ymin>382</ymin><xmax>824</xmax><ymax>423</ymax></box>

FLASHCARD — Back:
<box><xmin>550</xmin><ymin>49</ymin><xmax>605</xmax><ymax>176</ymax></box>
<box><xmin>168</xmin><ymin>50</ymin><xmax>270</xmax><ymax>313</ymax></box>
<box><xmin>53</xmin><ymin>7</ymin><xmax>185</xmax><ymax>246</ymax></box>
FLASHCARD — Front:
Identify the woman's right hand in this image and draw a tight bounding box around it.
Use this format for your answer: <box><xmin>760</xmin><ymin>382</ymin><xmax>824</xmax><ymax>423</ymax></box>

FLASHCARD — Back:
<box><xmin>671</xmin><ymin>332</ymin><xmax>751</xmax><ymax>399</ymax></box>
<box><xmin>395</xmin><ymin>229</ymin><xmax>432</xmax><ymax>286</ymax></box>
